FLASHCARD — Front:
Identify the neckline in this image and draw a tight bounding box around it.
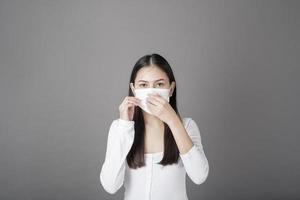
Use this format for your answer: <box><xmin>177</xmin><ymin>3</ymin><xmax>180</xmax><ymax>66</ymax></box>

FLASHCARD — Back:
<box><xmin>144</xmin><ymin>151</ymin><xmax>163</xmax><ymax>155</ymax></box>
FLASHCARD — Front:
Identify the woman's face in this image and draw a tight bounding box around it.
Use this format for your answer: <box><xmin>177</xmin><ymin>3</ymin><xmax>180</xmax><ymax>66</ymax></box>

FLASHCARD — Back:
<box><xmin>130</xmin><ymin>65</ymin><xmax>175</xmax><ymax>96</ymax></box>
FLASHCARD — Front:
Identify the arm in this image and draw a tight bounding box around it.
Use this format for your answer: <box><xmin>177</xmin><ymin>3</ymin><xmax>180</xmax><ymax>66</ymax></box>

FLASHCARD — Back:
<box><xmin>99</xmin><ymin>118</ymin><xmax>135</xmax><ymax>194</ymax></box>
<box><xmin>168</xmin><ymin>117</ymin><xmax>209</xmax><ymax>185</ymax></box>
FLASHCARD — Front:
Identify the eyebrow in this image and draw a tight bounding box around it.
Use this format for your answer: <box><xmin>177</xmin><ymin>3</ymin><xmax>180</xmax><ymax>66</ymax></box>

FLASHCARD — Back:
<box><xmin>138</xmin><ymin>78</ymin><xmax>166</xmax><ymax>83</ymax></box>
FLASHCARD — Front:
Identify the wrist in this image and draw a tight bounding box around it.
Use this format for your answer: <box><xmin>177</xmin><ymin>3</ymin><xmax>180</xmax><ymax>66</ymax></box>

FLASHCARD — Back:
<box><xmin>166</xmin><ymin>113</ymin><xmax>181</xmax><ymax>127</ymax></box>
<box><xmin>119</xmin><ymin>114</ymin><xmax>129</xmax><ymax>121</ymax></box>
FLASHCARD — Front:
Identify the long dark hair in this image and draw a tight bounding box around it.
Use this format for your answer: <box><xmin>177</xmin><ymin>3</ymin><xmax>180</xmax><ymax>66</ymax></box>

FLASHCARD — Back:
<box><xmin>126</xmin><ymin>53</ymin><xmax>183</xmax><ymax>169</ymax></box>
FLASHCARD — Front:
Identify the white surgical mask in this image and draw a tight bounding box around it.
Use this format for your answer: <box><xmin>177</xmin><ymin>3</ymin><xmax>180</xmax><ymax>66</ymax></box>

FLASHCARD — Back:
<box><xmin>134</xmin><ymin>88</ymin><xmax>170</xmax><ymax>115</ymax></box>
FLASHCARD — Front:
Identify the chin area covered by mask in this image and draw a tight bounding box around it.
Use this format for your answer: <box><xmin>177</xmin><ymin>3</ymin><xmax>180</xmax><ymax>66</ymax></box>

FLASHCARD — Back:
<box><xmin>134</xmin><ymin>88</ymin><xmax>170</xmax><ymax>115</ymax></box>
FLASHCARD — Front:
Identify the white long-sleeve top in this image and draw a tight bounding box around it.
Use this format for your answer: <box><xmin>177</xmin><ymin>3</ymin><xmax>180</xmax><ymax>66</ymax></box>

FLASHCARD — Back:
<box><xmin>100</xmin><ymin>117</ymin><xmax>209</xmax><ymax>200</ymax></box>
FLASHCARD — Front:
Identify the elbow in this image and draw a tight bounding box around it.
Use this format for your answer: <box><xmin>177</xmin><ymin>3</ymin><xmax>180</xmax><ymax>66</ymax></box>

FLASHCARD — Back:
<box><xmin>192</xmin><ymin>162</ymin><xmax>209</xmax><ymax>185</ymax></box>
<box><xmin>100</xmin><ymin>169</ymin><xmax>120</xmax><ymax>194</ymax></box>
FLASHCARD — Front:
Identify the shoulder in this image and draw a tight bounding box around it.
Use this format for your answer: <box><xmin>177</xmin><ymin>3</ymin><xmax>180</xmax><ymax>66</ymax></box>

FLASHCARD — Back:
<box><xmin>181</xmin><ymin>117</ymin><xmax>203</xmax><ymax>146</ymax></box>
<box><xmin>181</xmin><ymin>117</ymin><xmax>197</xmax><ymax>129</ymax></box>
<box><xmin>181</xmin><ymin>117</ymin><xmax>201</xmax><ymax>134</ymax></box>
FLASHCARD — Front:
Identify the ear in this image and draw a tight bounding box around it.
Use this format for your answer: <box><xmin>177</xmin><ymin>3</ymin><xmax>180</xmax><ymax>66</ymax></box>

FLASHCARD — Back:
<box><xmin>130</xmin><ymin>82</ymin><xmax>136</xmax><ymax>96</ymax></box>
<box><xmin>169</xmin><ymin>81</ymin><xmax>176</xmax><ymax>97</ymax></box>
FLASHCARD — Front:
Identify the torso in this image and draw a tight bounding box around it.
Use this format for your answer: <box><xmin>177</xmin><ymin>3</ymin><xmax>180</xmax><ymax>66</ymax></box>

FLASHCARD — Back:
<box><xmin>144</xmin><ymin>125</ymin><xmax>164</xmax><ymax>154</ymax></box>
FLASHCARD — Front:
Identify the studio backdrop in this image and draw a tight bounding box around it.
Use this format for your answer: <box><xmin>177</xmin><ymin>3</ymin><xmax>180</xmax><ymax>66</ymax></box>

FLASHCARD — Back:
<box><xmin>0</xmin><ymin>0</ymin><xmax>299</xmax><ymax>200</ymax></box>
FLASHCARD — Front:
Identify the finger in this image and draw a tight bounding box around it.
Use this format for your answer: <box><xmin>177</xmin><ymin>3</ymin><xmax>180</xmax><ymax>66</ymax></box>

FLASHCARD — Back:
<box><xmin>127</xmin><ymin>96</ymin><xmax>141</xmax><ymax>100</ymax></box>
<box><xmin>148</xmin><ymin>93</ymin><xmax>165</xmax><ymax>104</ymax></box>
<box><xmin>128</xmin><ymin>102</ymin><xmax>136</xmax><ymax>107</ymax></box>
<box><xmin>126</xmin><ymin>100</ymin><xmax>139</xmax><ymax>106</ymax></box>
<box><xmin>127</xmin><ymin>103</ymin><xmax>138</xmax><ymax>109</ymax></box>
<box><xmin>146</xmin><ymin>96</ymin><xmax>161</xmax><ymax>106</ymax></box>
<box><xmin>127</xmin><ymin>96</ymin><xmax>141</xmax><ymax>103</ymax></box>
<box><xmin>146</xmin><ymin>97</ymin><xmax>158</xmax><ymax>106</ymax></box>
<box><xmin>126</xmin><ymin>97</ymin><xmax>140</xmax><ymax>104</ymax></box>
<box><xmin>146</xmin><ymin>100</ymin><xmax>159</xmax><ymax>113</ymax></box>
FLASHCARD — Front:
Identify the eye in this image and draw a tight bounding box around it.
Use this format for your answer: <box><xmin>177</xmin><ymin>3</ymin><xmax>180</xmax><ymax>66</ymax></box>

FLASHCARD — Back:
<box><xmin>157</xmin><ymin>83</ymin><xmax>164</xmax><ymax>87</ymax></box>
<box><xmin>139</xmin><ymin>83</ymin><xmax>146</xmax><ymax>87</ymax></box>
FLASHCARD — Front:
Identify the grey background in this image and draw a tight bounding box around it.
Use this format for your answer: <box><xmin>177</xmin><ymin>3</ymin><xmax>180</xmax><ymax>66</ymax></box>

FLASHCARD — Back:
<box><xmin>0</xmin><ymin>0</ymin><xmax>299</xmax><ymax>199</ymax></box>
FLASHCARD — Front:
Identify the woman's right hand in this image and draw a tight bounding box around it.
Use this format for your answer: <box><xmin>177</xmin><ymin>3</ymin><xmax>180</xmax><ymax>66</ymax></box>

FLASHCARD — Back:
<box><xmin>119</xmin><ymin>96</ymin><xmax>141</xmax><ymax>121</ymax></box>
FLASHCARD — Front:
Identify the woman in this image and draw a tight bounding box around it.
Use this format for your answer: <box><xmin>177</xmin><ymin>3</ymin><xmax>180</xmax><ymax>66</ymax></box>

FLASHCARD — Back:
<box><xmin>100</xmin><ymin>53</ymin><xmax>209</xmax><ymax>200</ymax></box>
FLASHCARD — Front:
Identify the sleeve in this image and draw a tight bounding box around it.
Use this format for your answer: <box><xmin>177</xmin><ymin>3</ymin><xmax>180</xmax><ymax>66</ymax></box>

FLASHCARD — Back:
<box><xmin>179</xmin><ymin>118</ymin><xmax>209</xmax><ymax>185</ymax></box>
<box><xmin>99</xmin><ymin>118</ymin><xmax>135</xmax><ymax>194</ymax></box>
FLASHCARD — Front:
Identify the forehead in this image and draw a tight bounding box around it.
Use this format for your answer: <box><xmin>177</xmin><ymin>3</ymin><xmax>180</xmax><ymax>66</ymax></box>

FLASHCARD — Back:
<box><xmin>135</xmin><ymin>66</ymin><xmax>168</xmax><ymax>82</ymax></box>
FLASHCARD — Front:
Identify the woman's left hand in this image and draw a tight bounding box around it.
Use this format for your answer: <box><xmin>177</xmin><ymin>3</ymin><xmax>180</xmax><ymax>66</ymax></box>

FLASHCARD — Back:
<box><xmin>146</xmin><ymin>93</ymin><xmax>178</xmax><ymax>125</ymax></box>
